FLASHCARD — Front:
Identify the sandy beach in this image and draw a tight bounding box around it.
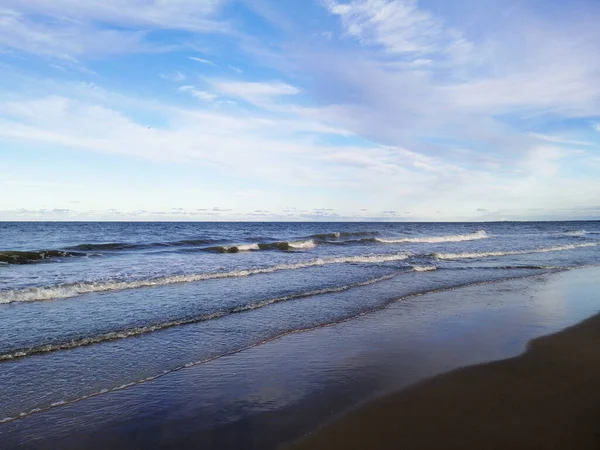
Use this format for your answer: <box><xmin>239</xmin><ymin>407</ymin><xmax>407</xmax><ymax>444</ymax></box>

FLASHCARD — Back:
<box><xmin>290</xmin><ymin>296</ymin><xmax>600</xmax><ymax>449</ymax></box>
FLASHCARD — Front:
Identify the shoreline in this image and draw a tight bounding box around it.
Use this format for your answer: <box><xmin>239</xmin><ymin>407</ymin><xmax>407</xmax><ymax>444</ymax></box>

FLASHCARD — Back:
<box><xmin>288</xmin><ymin>309</ymin><xmax>600</xmax><ymax>449</ymax></box>
<box><xmin>2</xmin><ymin>267</ymin><xmax>599</xmax><ymax>449</ymax></box>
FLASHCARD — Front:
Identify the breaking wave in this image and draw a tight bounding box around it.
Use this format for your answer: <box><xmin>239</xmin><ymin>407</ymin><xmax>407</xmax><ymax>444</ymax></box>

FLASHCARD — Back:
<box><xmin>412</xmin><ymin>265</ymin><xmax>438</xmax><ymax>272</ymax></box>
<box><xmin>205</xmin><ymin>239</ymin><xmax>316</xmax><ymax>253</ymax></box>
<box><xmin>310</xmin><ymin>231</ymin><xmax>380</xmax><ymax>240</ymax></box>
<box><xmin>560</xmin><ymin>230</ymin><xmax>588</xmax><ymax>237</ymax></box>
<box><xmin>64</xmin><ymin>232</ymin><xmax>381</xmax><ymax>253</ymax></box>
<box><xmin>1</xmin><ymin>230</ymin><xmax>494</xmax><ymax>264</ymax></box>
<box><xmin>0</xmin><ymin>253</ymin><xmax>410</xmax><ymax>303</ymax></box>
<box><xmin>205</xmin><ymin>243</ymin><xmax>261</xmax><ymax>253</ymax></box>
<box><xmin>375</xmin><ymin>230</ymin><xmax>488</xmax><ymax>244</ymax></box>
<box><xmin>434</xmin><ymin>242</ymin><xmax>599</xmax><ymax>260</ymax></box>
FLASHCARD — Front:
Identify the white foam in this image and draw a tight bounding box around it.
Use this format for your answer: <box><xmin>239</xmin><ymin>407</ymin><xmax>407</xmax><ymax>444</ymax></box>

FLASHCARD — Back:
<box><xmin>562</xmin><ymin>230</ymin><xmax>587</xmax><ymax>237</ymax></box>
<box><xmin>288</xmin><ymin>239</ymin><xmax>316</xmax><ymax>249</ymax></box>
<box><xmin>412</xmin><ymin>266</ymin><xmax>438</xmax><ymax>272</ymax></box>
<box><xmin>229</xmin><ymin>243</ymin><xmax>260</xmax><ymax>251</ymax></box>
<box><xmin>0</xmin><ymin>253</ymin><xmax>409</xmax><ymax>303</ymax></box>
<box><xmin>434</xmin><ymin>242</ymin><xmax>598</xmax><ymax>260</ymax></box>
<box><xmin>376</xmin><ymin>230</ymin><xmax>488</xmax><ymax>244</ymax></box>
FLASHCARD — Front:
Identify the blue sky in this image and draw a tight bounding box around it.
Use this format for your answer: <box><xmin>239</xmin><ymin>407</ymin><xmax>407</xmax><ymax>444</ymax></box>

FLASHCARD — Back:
<box><xmin>1</xmin><ymin>0</ymin><xmax>600</xmax><ymax>221</ymax></box>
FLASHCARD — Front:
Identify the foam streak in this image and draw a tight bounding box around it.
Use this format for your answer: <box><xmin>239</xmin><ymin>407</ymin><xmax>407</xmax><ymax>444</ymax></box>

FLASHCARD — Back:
<box><xmin>435</xmin><ymin>243</ymin><xmax>598</xmax><ymax>260</ymax></box>
<box><xmin>0</xmin><ymin>253</ymin><xmax>409</xmax><ymax>303</ymax></box>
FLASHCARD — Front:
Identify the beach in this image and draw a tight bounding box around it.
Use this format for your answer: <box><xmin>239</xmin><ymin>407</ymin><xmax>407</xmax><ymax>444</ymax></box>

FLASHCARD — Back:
<box><xmin>1</xmin><ymin>262</ymin><xmax>599</xmax><ymax>449</ymax></box>
<box><xmin>290</xmin><ymin>292</ymin><xmax>600</xmax><ymax>449</ymax></box>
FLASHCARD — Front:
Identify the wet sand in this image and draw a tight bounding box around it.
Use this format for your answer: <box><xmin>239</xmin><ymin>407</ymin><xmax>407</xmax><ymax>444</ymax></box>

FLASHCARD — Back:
<box><xmin>289</xmin><ymin>312</ymin><xmax>600</xmax><ymax>450</ymax></box>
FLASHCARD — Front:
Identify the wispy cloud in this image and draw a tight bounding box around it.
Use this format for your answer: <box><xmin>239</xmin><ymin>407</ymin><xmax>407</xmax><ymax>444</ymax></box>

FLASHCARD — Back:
<box><xmin>189</xmin><ymin>56</ymin><xmax>218</xmax><ymax>66</ymax></box>
<box><xmin>0</xmin><ymin>0</ymin><xmax>228</xmax><ymax>59</ymax></box>
<box><xmin>178</xmin><ymin>85</ymin><xmax>218</xmax><ymax>102</ymax></box>
<box><xmin>161</xmin><ymin>71</ymin><xmax>187</xmax><ymax>82</ymax></box>
<box><xmin>207</xmin><ymin>79</ymin><xmax>300</xmax><ymax>105</ymax></box>
<box><xmin>326</xmin><ymin>0</ymin><xmax>446</xmax><ymax>54</ymax></box>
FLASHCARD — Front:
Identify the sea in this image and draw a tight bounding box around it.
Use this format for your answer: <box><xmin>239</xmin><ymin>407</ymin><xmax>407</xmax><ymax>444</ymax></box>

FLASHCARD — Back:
<box><xmin>1</xmin><ymin>221</ymin><xmax>599</xmax><ymax>427</ymax></box>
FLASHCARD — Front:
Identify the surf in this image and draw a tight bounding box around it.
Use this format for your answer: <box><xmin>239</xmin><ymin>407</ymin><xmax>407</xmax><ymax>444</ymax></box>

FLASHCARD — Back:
<box><xmin>0</xmin><ymin>252</ymin><xmax>411</xmax><ymax>303</ymax></box>
<box><xmin>434</xmin><ymin>242</ymin><xmax>599</xmax><ymax>260</ymax></box>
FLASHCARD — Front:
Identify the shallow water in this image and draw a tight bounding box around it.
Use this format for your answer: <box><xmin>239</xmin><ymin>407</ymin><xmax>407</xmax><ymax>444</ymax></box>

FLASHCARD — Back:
<box><xmin>2</xmin><ymin>268</ymin><xmax>599</xmax><ymax>449</ymax></box>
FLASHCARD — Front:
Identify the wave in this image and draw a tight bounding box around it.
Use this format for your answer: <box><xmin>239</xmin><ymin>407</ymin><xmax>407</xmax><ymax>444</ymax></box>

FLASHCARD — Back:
<box><xmin>434</xmin><ymin>242</ymin><xmax>599</xmax><ymax>260</ymax></box>
<box><xmin>205</xmin><ymin>239</ymin><xmax>316</xmax><ymax>253</ymax></box>
<box><xmin>62</xmin><ymin>232</ymin><xmax>381</xmax><ymax>253</ymax></box>
<box><xmin>69</xmin><ymin>242</ymin><xmax>141</xmax><ymax>251</ymax></box>
<box><xmin>375</xmin><ymin>230</ymin><xmax>488</xmax><ymax>244</ymax></box>
<box><xmin>0</xmin><ymin>253</ymin><xmax>410</xmax><ymax>303</ymax></box>
<box><xmin>310</xmin><ymin>231</ymin><xmax>380</xmax><ymax>240</ymax></box>
<box><xmin>0</xmin><ymin>250</ymin><xmax>86</xmax><ymax>265</ymax></box>
<box><xmin>560</xmin><ymin>230</ymin><xmax>587</xmax><ymax>237</ymax></box>
<box><xmin>204</xmin><ymin>243</ymin><xmax>261</xmax><ymax>253</ymax></box>
<box><xmin>68</xmin><ymin>239</ymin><xmax>216</xmax><ymax>251</ymax></box>
<box><xmin>285</xmin><ymin>239</ymin><xmax>316</xmax><ymax>249</ymax></box>
<box><xmin>412</xmin><ymin>265</ymin><xmax>438</xmax><ymax>272</ymax></box>
<box><xmin>2</xmin><ymin>230</ymin><xmax>492</xmax><ymax>263</ymax></box>
<box><xmin>0</xmin><ymin>274</ymin><xmax>397</xmax><ymax>362</ymax></box>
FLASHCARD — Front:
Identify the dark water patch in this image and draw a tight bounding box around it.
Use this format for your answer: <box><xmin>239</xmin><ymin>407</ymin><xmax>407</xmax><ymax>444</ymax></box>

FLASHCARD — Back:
<box><xmin>68</xmin><ymin>243</ymin><xmax>141</xmax><ymax>251</ymax></box>
<box><xmin>0</xmin><ymin>250</ymin><xmax>86</xmax><ymax>265</ymax></box>
<box><xmin>310</xmin><ymin>231</ymin><xmax>381</xmax><ymax>240</ymax></box>
<box><xmin>68</xmin><ymin>239</ymin><xmax>217</xmax><ymax>251</ymax></box>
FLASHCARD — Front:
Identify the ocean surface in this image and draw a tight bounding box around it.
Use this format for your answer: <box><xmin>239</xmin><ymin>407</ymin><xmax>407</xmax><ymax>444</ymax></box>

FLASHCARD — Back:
<box><xmin>1</xmin><ymin>221</ymin><xmax>599</xmax><ymax>425</ymax></box>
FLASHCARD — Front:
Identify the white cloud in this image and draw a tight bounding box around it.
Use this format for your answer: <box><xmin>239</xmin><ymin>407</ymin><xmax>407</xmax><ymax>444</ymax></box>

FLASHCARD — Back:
<box><xmin>530</xmin><ymin>133</ymin><xmax>597</xmax><ymax>147</ymax></box>
<box><xmin>208</xmin><ymin>79</ymin><xmax>299</xmax><ymax>105</ymax></box>
<box><xmin>326</xmin><ymin>0</ymin><xmax>442</xmax><ymax>53</ymax></box>
<box><xmin>0</xmin><ymin>8</ymin><xmax>150</xmax><ymax>59</ymax></box>
<box><xmin>161</xmin><ymin>71</ymin><xmax>187</xmax><ymax>82</ymax></box>
<box><xmin>2</xmin><ymin>80</ymin><xmax>599</xmax><ymax>220</ymax></box>
<box><xmin>282</xmin><ymin>0</ymin><xmax>600</xmax><ymax>182</ymax></box>
<box><xmin>325</xmin><ymin>0</ymin><xmax>473</xmax><ymax>64</ymax></box>
<box><xmin>1</xmin><ymin>1</ymin><xmax>226</xmax><ymax>31</ymax></box>
<box><xmin>190</xmin><ymin>56</ymin><xmax>218</xmax><ymax>66</ymax></box>
<box><xmin>178</xmin><ymin>85</ymin><xmax>218</xmax><ymax>101</ymax></box>
<box><xmin>0</xmin><ymin>1</ymin><xmax>228</xmax><ymax>59</ymax></box>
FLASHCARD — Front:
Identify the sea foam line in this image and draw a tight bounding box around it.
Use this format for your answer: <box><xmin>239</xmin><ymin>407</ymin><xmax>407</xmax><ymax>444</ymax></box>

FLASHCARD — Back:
<box><xmin>560</xmin><ymin>230</ymin><xmax>587</xmax><ymax>237</ymax></box>
<box><xmin>412</xmin><ymin>265</ymin><xmax>438</xmax><ymax>272</ymax></box>
<box><xmin>434</xmin><ymin>242</ymin><xmax>599</xmax><ymax>260</ymax></box>
<box><xmin>207</xmin><ymin>239</ymin><xmax>316</xmax><ymax>253</ymax></box>
<box><xmin>0</xmin><ymin>253</ymin><xmax>410</xmax><ymax>304</ymax></box>
<box><xmin>0</xmin><ymin>274</ymin><xmax>397</xmax><ymax>362</ymax></box>
<box><xmin>375</xmin><ymin>230</ymin><xmax>488</xmax><ymax>244</ymax></box>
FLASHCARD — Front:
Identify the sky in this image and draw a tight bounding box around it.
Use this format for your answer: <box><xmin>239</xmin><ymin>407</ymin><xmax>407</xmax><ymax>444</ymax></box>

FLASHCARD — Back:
<box><xmin>1</xmin><ymin>0</ymin><xmax>600</xmax><ymax>222</ymax></box>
